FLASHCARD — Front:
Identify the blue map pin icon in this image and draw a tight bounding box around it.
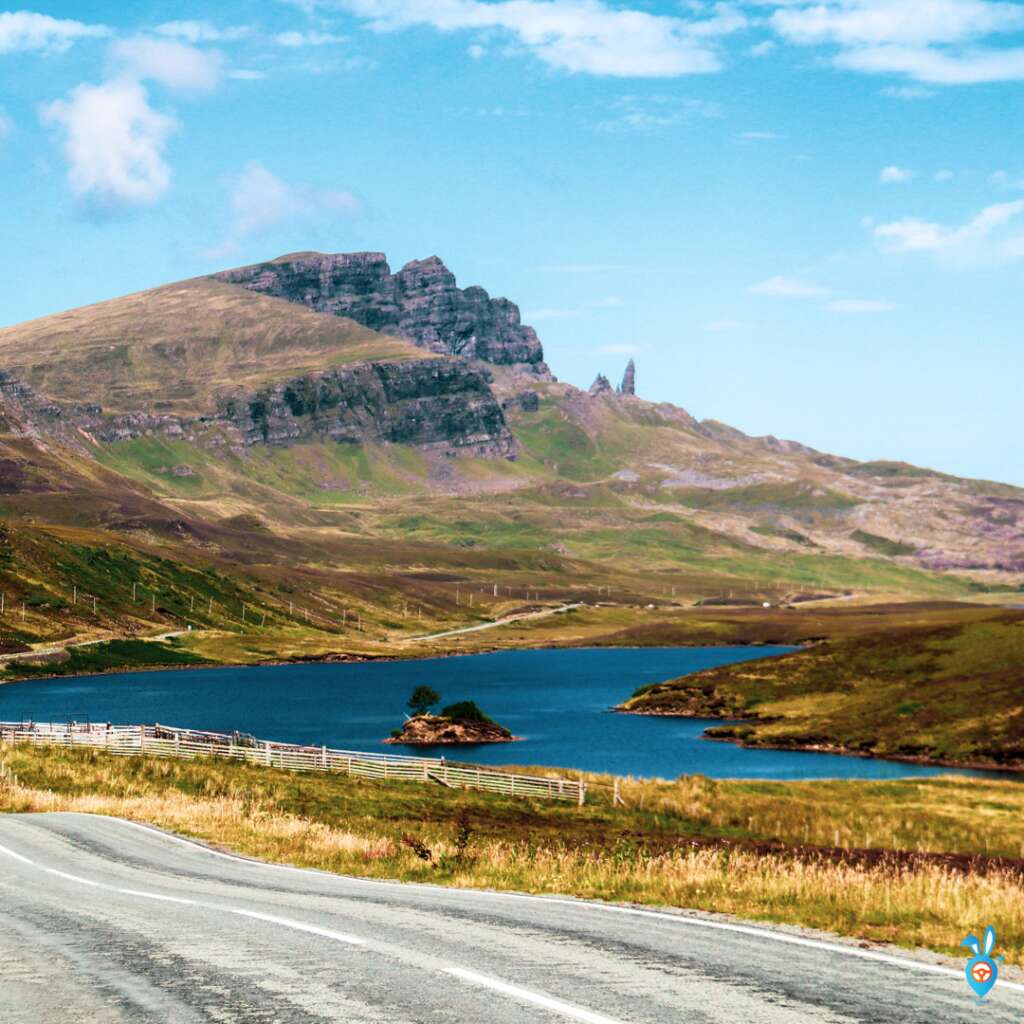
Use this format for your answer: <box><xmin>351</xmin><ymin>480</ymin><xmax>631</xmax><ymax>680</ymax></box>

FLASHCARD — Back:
<box><xmin>963</xmin><ymin>927</ymin><xmax>999</xmax><ymax>1000</ymax></box>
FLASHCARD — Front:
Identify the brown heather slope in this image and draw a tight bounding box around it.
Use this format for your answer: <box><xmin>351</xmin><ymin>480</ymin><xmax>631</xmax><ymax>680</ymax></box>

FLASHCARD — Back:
<box><xmin>0</xmin><ymin>277</ymin><xmax>426</xmax><ymax>415</ymax></box>
<box><xmin>619</xmin><ymin>608</ymin><xmax>1024</xmax><ymax>770</ymax></box>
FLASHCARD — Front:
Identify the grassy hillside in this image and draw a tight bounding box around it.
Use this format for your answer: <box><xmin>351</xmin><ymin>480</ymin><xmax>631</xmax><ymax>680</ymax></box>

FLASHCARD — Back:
<box><xmin>0</xmin><ymin>277</ymin><xmax>425</xmax><ymax>414</ymax></box>
<box><xmin>620</xmin><ymin>610</ymin><xmax>1024</xmax><ymax>769</ymax></box>
<box><xmin>3</xmin><ymin>744</ymin><xmax>1023</xmax><ymax>958</ymax></box>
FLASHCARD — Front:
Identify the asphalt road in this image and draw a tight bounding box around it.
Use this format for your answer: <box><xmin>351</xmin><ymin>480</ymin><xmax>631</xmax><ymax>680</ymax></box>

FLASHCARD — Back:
<box><xmin>0</xmin><ymin>814</ymin><xmax>1020</xmax><ymax>1024</ymax></box>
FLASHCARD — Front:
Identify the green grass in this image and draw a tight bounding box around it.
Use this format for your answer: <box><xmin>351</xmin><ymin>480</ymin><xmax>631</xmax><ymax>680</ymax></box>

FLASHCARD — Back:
<box><xmin>621</xmin><ymin>610</ymin><xmax>1024</xmax><ymax>769</ymax></box>
<box><xmin>3</xmin><ymin>745</ymin><xmax>1023</xmax><ymax>958</ymax></box>
<box><xmin>851</xmin><ymin>530</ymin><xmax>918</xmax><ymax>557</ymax></box>
<box><xmin>14</xmin><ymin>638</ymin><xmax>209</xmax><ymax>677</ymax></box>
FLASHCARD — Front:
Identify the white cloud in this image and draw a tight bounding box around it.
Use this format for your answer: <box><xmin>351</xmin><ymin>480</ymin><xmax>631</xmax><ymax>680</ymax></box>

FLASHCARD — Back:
<box><xmin>874</xmin><ymin>199</ymin><xmax>1024</xmax><ymax>262</ymax></box>
<box><xmin>596</xmin><ymin>94</ymin><xmax>721</xmax><ymax>131</ymax></box>
<box><xmin>934</xmin><ymin>168</ymin><xmax>956</xmax><ymax>181</ymax></box>
<box><xmin>0</xmin><ymin>10</ymin><xmax>108</xmax><ymax>54</ymax></box>
<box><xmin>750</xmin><ymin>275</ymin><xmax>830</xmax><ymax>297</ymax></box>
<box><xmin>41</xmin><ymin>79</ymin><xmax>177</xmax><ymax>208</ymax></box>
<box><xmin>770</xmin><ymin>1</ymin><xmax>1024</xmax><ymax>85</ymax></box>
<box><xmin>0</xmin><ymin>107</ymin><xmax>11</xmax><ymax>138</ymax></box>
<box><xmin>836</xmin><ymin>43</ymin><xmax>1024</xmax><ymax>83</ymax></box>
<box><xmin>704</xmin><ymin>318</ymin><xmax>741</xmax><ymax>331</ymax></box>
<box><xmin>827</xmin><ymin>298</ymin><xmax>897</xmax><ymax>313</ymax></box>
<box><xmin>155</xmin><ymin>21</ymin><xmax>252</xmax><ymax>43</ymax></box>
<box><xmin>749</xmin><ymin>39</ymin><xmax>776</xmax><ymax>56</ymax></box>
<box><xmin>275</xmin><ymin>30</ymin><xmax>347</xmax><ymax>46</ymax></box>
<box><xmin>337</xmin><ymin>0</ymin><xmax>745</xmax><ymax>77</ymax></box>
<box><xmin>206</xmin><ymin>161</ymin><xmax>360</xmax><ymax>257</ymax></box>
<box><xmin>770</xmin><ymin>0</ymin><xmax>1024</xmax><ymax>48</ymax></box>
<box><xmin>110</xmin><ymin>37</ymin><xmax>223</xmax><ymax>94</ymax></box>
<box><xmin>879</xmin><ymin>164</ymin><xmax>913</xmax><ymax>183</ymax></box>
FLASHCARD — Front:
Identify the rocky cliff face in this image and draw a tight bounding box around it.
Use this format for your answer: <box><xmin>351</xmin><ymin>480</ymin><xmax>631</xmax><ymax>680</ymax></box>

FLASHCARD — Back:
<box><xmin>214</xmin><ymin>252</ymin><xmax>551</xmax><ymax>374</ymax></box>
<box><xmin>221</xmin><ymin>358</ymin><xmax>515</xmax><ymax>456</ymax></box>
<box><xmin>0</xmin><ymin>361</ymin><xmax>516</xmax><ymax>458</ymax></box>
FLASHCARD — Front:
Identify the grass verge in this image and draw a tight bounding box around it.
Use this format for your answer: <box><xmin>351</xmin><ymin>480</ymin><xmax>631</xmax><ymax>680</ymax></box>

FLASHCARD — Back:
<box><xmin>2</xmin><ymin>744</ymin><xmax>1022</xmax><ymax>960</ymax></box>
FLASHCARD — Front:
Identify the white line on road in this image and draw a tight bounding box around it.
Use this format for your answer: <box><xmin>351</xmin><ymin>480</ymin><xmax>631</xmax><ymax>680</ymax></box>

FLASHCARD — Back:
<box><xmin>0</xmin><ymin>840</ymin><xmax>365</xmax><ymax>947</ymax></box>
<box><xmin>446</xmin><ymin>967</ymin><xmax>627</xmax><ymax>1024</ymax></box>
<box><xmin>109</xmin><ymin>817</ymin><xmax>1024</xmax><ymax>996</ymax></box>
<box><xmin>0</xmin><ymin>833</ymin><xmax>623</xmax><ymax>1023</ymax></box>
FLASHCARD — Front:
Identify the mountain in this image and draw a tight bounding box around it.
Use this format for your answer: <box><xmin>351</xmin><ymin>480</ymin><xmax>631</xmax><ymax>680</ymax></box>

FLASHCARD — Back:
<box><xmin>214</xmin><ymin>251</ymin><xmax>550</xmax><ymax>373</ymax></box>
<box><xmin>0</xmin><ymin>250</ymin><xmax>1019</xmax><ymax>670</ymax></box>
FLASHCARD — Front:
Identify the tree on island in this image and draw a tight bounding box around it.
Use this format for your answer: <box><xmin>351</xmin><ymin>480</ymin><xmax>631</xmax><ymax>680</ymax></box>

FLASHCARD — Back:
<box><xmin>439</xmin><ymin>700</ymin><xmax>494</xmax><ymax>724</ymax></box>
<box><xmin>407</xmin><ymin>685</ymin><xmax>441</xmax><ymax>717</ymax></box>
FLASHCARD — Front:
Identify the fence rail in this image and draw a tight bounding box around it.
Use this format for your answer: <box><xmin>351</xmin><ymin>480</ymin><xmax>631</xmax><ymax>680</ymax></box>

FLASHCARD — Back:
<box><xmin>0</xmin><ymin>721</ymin><xmax>586</xmax><ymax>804</ymax></box>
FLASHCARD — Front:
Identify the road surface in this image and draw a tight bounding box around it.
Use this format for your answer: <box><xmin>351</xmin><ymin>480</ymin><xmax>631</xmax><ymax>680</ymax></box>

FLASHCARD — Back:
<box><xmin>0</xmin><ymin>813</ymin><xmax>1020</xmax><ymax>1023</ymax></box>
<box><xmin>0</xmin><ymin>630</ymin><xmax>193</xmax><ymax>665</ymax></box>
<box><xmin>407</xmin><ymin>603</ymin><xmax>583</xmax><ymax>642</ymax></box>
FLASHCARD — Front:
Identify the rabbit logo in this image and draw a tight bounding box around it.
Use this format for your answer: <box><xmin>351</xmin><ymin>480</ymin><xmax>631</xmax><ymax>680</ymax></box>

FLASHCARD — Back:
<box><xmin>962</xmin><ymin>926</ymin><xmax>1002</xmax><ymax>1001</ymax></box>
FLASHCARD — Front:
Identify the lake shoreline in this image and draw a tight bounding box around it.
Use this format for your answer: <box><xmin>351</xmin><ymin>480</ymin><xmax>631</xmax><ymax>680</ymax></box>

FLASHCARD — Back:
<box><xmin>0</xmin><ymin>637</ymin><xmax>798</xmax><ymax>688</ymax></box>
<box><xmin>619</xmin><ymin>708</ymin><xmax>1024</xmax><ymax>776</ymax></box>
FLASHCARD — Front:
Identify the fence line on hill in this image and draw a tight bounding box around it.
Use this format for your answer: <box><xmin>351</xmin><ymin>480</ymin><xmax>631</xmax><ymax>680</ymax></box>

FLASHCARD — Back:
<box><xmin>0</xmin><ymin>721</ymin><xmax>586</xmax><ymax>804</ymax></box>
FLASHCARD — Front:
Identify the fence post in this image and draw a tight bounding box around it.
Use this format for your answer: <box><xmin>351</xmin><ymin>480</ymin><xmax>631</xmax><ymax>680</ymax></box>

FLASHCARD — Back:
<box><xmin>264</xmin><ymin>741</ymin><xmax>271</xmax><ymax>767</ymax></box>
<box><xmin>139</xmin><ymin>724</ymin><xmax>145</xmax><ymax>753</ymax></box>
<box><xmin>321</xmin><ymin>745</ymin><xmax>327</xmax><ymax>771</ymax></box>
<box><xmin>578</xmin><ymin>780</ymin><xmax>586</xmax><ymax>807</ymax></box>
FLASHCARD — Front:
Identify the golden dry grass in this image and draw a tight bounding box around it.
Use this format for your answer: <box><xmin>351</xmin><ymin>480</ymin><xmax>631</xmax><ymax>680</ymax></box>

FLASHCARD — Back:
<box><xmin>0</xmin><ymin>277</ymin><xmax>426</xmax><ymax>414</ymax></box>
<box><xmin>2</xmin><ymin>744</ymin><xmax>1022</xmax><ymax>960</ymax></box>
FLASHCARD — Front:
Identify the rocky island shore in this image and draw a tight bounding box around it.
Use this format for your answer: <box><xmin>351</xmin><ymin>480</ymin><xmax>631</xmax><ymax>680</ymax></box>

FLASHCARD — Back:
<box><xmin>386</xmin><ymin>713</ymin><xmax>519</xmax><ymax>746</ymax></box>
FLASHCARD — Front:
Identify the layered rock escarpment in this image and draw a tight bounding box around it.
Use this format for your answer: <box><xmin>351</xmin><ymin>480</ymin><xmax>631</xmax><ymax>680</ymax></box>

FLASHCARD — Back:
<box><xmin>0</xmin><ymin>361</ymin><xmax>516</xmax><ymax>458</ymax></box>
<box><xmin>214</xmin><ymin>252</ymin><xmax>551</xmax><ymax>374</ymax></box>
<box><xmin>222</xmin><ymin>358</ymin><xmax>515</xmax><ymax>456</ymax></box>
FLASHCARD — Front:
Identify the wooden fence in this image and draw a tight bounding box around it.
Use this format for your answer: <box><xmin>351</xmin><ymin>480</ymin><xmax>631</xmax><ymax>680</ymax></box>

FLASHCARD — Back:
<box><xmin>0</xmin><ymin>721</ymin><xmax>586</xmax><ymax>804</ymax></box>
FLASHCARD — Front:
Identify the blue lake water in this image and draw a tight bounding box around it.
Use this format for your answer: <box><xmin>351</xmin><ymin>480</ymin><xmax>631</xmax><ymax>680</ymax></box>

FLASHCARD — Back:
<box><xmin>0</xmin><ymin>646</ymin><xmax>997</xmax><ymax>780</ymax></box>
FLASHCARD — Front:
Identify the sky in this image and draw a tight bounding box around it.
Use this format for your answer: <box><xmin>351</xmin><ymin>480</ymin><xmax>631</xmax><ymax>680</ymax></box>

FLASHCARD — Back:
<box><xmin>0</xmin><ymin>1</ymin><xmax>1021</xmax><ymax>485</ymax></box>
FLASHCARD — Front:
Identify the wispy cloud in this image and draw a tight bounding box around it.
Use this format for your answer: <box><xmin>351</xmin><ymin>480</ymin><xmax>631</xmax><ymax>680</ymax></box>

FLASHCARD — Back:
<box><xmin>155</xmin><ymin>21</ymin><xmax>253</xmax><ymax>43</ymax></box>
<box><xmin>750</xmin><ymin>275</ymin><xmax>830</xmax><ymax>298</ymax></box>
<box><xmin>879</xmin><ymin>164</ymin><xmax>913</xmax><ymax>183</ymax></box>
<box><xmin>205</xmin><ymin>161</ymin><xmax>360</xmax><ymax>259</ymax></box>
<box><xmin>874</xmin><ymin>199</ymin><xmax>1024</xmax><ymax>263</ymax></box>
<box><xmin>333</xmin><ymin>0</ymin><xmax>746</xmax><ymax>77</ymax></box>
<box><xmin>110</xmin><ymin>37</ymin><xmax>224</xmax><ymax>94</ymax></box>
<box><xmin>770</xmin><ymin>0</ymin><xmax>1024</xmax><ymax>85</ymax></box>
<box><xmin>879</xmin><ymin>84</ymin><xmax>935</xmax><ymax>99</ymax></box>
<box><xmin>738</xmin><ymin>130</ymin><xmax>783</xmax><ymax>141</ymax></box>
<box><xmin>595</xmin><ymin>94</ymin><xmax>721</xmax><ymax>132</ymax></box>
<box><xmin>0</xmin><ymin>11</ymin><xmax>108</xmax><ymax>54</ymax></box>
<box><xmin>275</xmin><ymin>30</ymin><xmax>347</xmax><ymax>46</ymax></box>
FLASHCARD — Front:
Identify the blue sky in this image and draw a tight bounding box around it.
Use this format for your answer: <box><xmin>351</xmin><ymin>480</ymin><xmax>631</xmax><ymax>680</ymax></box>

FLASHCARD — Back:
<box><xmin>0</xmin><ymin>1</ymin><xmax>1022</xmax><ymax>484</ymax></box>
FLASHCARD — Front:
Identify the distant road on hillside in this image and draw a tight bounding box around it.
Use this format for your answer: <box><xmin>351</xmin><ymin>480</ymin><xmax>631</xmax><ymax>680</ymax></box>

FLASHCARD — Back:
<box><xmin>406</xmin><ymin>602</ymin><xmax>583</xmax><ymax>641</ymax></box>
<box><xmin>0</xmin><ymin>813</ymin><xmax>1021</xmax><ymax>1023</ymax></box>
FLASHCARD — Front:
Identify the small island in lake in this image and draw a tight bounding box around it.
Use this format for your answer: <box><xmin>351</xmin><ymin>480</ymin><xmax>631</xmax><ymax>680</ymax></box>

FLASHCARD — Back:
<box><xmin>386</xmin><ymin>687</ymin><xmax>520</xmax><ymax>745</ymax></box>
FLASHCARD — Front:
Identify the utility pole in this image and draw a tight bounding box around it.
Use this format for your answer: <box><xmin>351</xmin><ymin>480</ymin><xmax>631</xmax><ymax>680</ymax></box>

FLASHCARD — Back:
<box><xmin>73</xmin><ymin>585</ymin><xmax>77</xmax><ymax>605</ymax></box>
<box><xmin>242</xmin><ymin>604</ymin><xmax>246</xmax><ymax>624</ymax></box>
<box><xmin>190</xmin><ymin>595</ymin><xmax>195</xmax><ymax>613</ymax></box>
<box><xmin>92</xmin><ymin>595</ymin><xmax>97</xmax><ymax>615</ymax></box>
<box><xmin>151</xmin><ymin>593</ymin><xmax>156</xmax><ymax>614</ymax></box>
<box><xmin>132</xmin><ymin>582</ymin><xmax>137</xmax><ymax>603</ymax></box>
<box><xmin>208</xmin><ymin>596</ymin><xmax>213</xmax><ymax>615</ymax></box>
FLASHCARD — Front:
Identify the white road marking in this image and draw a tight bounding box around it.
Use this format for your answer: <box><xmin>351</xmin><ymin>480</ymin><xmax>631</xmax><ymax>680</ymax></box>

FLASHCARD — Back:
<box><xmin>106</xmin><ymin>817</ymin><xmax>1024</xmax><ymax>996</ymax></box>
<box><xmin>0</xmin><ymin>840</ymin><xmax>364</xmax><ymax>947</ymax></box>
<box><xmin>446</xmin><ymin>967</ymin><xmax>626</xmax><ymax>1024</ymax></box>
<box><xmin>0</xmin><ymin>833</ymin><xmax>621</xmax><ymax>1022</ymax></box>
